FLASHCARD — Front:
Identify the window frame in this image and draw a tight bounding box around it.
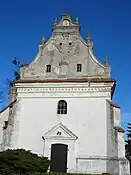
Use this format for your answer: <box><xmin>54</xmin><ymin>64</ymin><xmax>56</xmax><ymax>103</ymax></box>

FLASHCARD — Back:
<box><xmin>46</xmin><ymin>64</ymin><xmax>51</xmax><ymax>73</ymax></box>
<box><xmin>3</xmin><ymin>121</ymin><xmax>8</xmax><ymax>130</ymax></box>
<box><xmin>57</xmin><ymin>100</ymin><xmax>67</xmax><ymax>115</ymax></box>
<box><xmin>77</xmin><ymin>64</ymin><xmax>82</xmax><ymax>72</ymax></box>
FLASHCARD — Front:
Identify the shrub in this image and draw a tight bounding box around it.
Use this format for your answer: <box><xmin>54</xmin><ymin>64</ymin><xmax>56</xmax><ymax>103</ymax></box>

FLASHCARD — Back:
<box><xmin>0</xmin><ymin>149</ymin><xmax>50</xmax><ymax>175</ymax></box>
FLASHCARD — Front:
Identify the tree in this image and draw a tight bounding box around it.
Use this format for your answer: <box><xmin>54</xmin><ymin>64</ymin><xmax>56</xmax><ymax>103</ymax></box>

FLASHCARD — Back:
<box><xmin>0</xmin><ymin>149</ymin><xmax>50</xmax><ymax>175</ymax></box>
<box><xmin>12</xmin><ymin>57</ymin><xmax>24</xmax><ymax>81</ymax></box>
<box><xmin>125</xmin><ymin>123</ymin><xmax>131</xmax><ymax>158</ymax></box>
<box><xmin>125</xmin><ymin>123</ymin><xmax>131</xmax><ymax>174</ymax></box>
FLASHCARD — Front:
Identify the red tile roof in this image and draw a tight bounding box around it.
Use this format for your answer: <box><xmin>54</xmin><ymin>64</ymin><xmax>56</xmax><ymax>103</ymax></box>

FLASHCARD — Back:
<box><xmin>15</xmin><ymin>78</ymin><xmax>116</xmax><ymax>83</ymax></box>
<box><xmin>107</xmin><ymin>100</ymin><xmax>120</xmax><ymax>108</ymax></box>
<box><xmin>114</xmin><ymin>126</ymin><xmax>125</xmax><ymax>133</ymax></box>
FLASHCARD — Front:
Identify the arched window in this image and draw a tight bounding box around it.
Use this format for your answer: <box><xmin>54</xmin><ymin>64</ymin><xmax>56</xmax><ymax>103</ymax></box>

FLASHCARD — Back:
<box><xmin>57</xmin><ymin>100</ymin><xmax>67</xmax><ymax>114</ymax></box>
<box><xmin>77</xmin><ymin>64</ymin><xmax>82</xmax><ymax>72</ymax></box>
<box><xmin>46</xmin><ymin>65</ymin><xmax>51</xmax><ymax>73</ymax></box>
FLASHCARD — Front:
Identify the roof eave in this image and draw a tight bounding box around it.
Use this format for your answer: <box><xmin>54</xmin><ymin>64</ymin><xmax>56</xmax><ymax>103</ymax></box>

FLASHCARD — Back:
<box><xmin>15</xmin><ymin>78</ymin><xmax>116</xmax><ymax>84</ymax></box>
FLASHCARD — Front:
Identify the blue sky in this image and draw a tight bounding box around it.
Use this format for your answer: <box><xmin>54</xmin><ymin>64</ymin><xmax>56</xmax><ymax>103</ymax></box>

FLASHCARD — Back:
<box><xmin>0</xmin><ymin>0</ymin><xmax>131</xmax><ymax>131</ymax></box>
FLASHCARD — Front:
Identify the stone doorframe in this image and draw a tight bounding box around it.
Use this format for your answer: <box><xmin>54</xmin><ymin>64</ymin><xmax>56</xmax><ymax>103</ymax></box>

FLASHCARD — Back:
<box><xmin>42</xmin><ymin>123</ymin><xmax>78</xmax><ymax>172</ymax></box>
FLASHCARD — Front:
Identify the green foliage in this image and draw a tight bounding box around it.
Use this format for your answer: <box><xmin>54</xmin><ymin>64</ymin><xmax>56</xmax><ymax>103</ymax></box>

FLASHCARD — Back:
<box><xmin>125</xmin><ymin>123</ymin><xmax>131</xmax><ymax>174</ymax></box>
<box><xmin>0</xmin><ymin>149</ymin><xmax>50</xmax><ymax>175</ymax></box>
<box><xmin>31</xmin><ymin>173</ymin><xmax>101</xmax><ymax>175</ymax></box>
<box><xmin>12</xmin><ymin>57</ymin><xmax>22</xmax><ymax>80</ymax></box>
<box><xmin>14</xmin><ymin>71</ymin><xmax>20</xmax><ymax>80</ymax></box>
<box><xmin>125</xmin><ymin>123</ymin><xmax>131</xmax><ymax>160</ymax></box>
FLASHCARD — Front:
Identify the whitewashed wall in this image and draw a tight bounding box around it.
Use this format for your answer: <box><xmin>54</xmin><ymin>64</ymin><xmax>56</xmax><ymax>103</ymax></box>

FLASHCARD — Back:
<box><xmin>17</xmin><ymin>97</ymin><xmax>107</xmax><ymax>153</ymax></box>
<box><xmin>9</xmin><ymin>82</ymin><xmax>113</xmax><ymax>173</ymax></box>
<box><xmin>1</xmin><ymin>81</ymin><xmax>129</xmax><ymax>174</ymax></box>
<box><xmin>0</xmin><ymin>108</ymin><xmax>9</xmax><ymax>151</ymax></box>
<box><xmin>106</xmin><ymin>101</ymin><xmax>118</xmax><ymax>158</ymax></box>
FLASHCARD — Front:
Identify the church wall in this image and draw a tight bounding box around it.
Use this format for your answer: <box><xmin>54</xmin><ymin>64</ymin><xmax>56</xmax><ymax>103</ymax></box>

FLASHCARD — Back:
<box><xmin>117</xmin><ymin>131</ymin><xmax>130</xmax><ymax>175</ymax></box>
<box><xmin>114</xmin><ymin>107</ymin><xmax>120</xmax><ymax>127</ymax></box>
<box><xmin>118</xmin><ymin>132</ymin><xmax>125</xmax><ymax>158</ymax></box>
<box><xmin>8</xmin><ymin>100</ymin><xmax>22</xmax><ymax>149</ymax></box>
<box><xmin>0</xmin><ymin>108</ymin><xmax>9</xmax><ymax>151</ymax></box>
<box><xmin>76</xmin><ymin>157</ymin><xmax>107</xmax><ymax>174</ymax></box>
<box><xmin>17</xmin><ymin>96</ymin><xmax>107</xmax><ymax>156</ymax></box>
<box><xmin>14</xmin><ymin>87</ymin><xmax>110</xmax><ymax>173</ymax></box>
<box><xmin>106</xmin><ymin>101</ymin><xmax>119</xmax><ymax>174</ymax></box>
<box><xmin>106</xmin><ymin>101</ymin><xmax>118</xmax><ymax>158</ymax></box>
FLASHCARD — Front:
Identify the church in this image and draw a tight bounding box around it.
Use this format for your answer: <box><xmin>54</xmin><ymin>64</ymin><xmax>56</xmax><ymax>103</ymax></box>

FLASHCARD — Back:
<box><xmin>0</xmin><ymin>14</ymin><xmax>130</xmax><ymax>174</ymax></box>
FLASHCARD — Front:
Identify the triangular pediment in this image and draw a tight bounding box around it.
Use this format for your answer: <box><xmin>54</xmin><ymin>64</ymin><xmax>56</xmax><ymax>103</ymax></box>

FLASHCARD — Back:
<box><xmin>43</xmin><ymin>123</ymin><xmax>78</xmax><ymax>140</ymax></box>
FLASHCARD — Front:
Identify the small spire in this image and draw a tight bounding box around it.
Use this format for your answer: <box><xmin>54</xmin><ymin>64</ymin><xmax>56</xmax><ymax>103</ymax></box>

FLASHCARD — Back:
<box><xmin>76</xmin><ymin>16</ymin><xmax>79</xmax><ymax>24</ymax></box>
<box><xmin>54</xmin><ymin>18</ymin><xmax>57</xmax><ymax>24</ymax></box>
<box><xmin>87</xmin><ymin>32</ymin><xmax>91</xmax><ymax>40</ymax></box>
<box><xmin>52</xmin><ymin>18</ymin><xmax>57</xmax><ymax>31</ymax></box>
<box><xmin>86</xmin><ymin>32</ymin><xmax>93</xmax><ymax>48</ymax></box>
<box><xmin>23</xmin><ymin>60</ymin><xmax>29</xmax><ymax>67</ymax></box>
<box><xmin>53</xmin><ymin>18</ymin><xmax>57</xmax><ymax>27</ymax></box>
<box><xmin>105</xmin><ymin>56</ymin><xmax>109</xmax><ymax>67</ymax></box>
<box><xmin>41</xmin><ymin>36</ymin><xmax>46</xmax><ymax>44</ymax></box>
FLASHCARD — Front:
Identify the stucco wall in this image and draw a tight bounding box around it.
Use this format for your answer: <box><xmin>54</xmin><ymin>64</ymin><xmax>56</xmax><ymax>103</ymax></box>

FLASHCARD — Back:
<box><xmin>8</xmin><ymin>100</ymin><xmax>22</xmax><ymax>149</ymax></box>
<box><xmin>106</xmin><ymin>101</ymin><xmax>118</xmax><ymax>158</ymax></box>
<box><xmin>9</xmin><ymin>81</ymin><xmax>125</xmax><ymax>173</ymax></box>
<box><xmin>11</xmin><ymin>83</ymin><xmax>111</xmax><ymax>174</ymax></box>
<box><xmin>17</xmin><ymin>96</ymin><xmax>107</xmax><ymax>156</ymax></box>
<box><xmin>114</xmin><ymin>107</ymin><xmax>120</xmax><ymax>127</ymax></box>
<box><xmin>76</xmin><ymin>157</ymin><xmax>106</xmax><ymax>174</ymax></box>
<box><xmin>0</xmin><ymin>108</ymin><xmax>9</xmax><ymax>151</ymax></box>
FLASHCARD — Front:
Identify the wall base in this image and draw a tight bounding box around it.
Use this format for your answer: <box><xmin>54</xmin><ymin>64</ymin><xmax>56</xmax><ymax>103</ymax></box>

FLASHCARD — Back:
<box><xmin>74</xmin><ymin>156</ymin><xmax>130</xmax><ymax>175</ymax></box>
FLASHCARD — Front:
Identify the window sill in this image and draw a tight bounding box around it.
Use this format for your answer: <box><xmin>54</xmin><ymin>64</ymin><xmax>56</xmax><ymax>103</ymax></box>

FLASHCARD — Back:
<box><xmin>57</xmin><ymin>114</ymin><xmax>67</xmax><ymax>117</ymax></box>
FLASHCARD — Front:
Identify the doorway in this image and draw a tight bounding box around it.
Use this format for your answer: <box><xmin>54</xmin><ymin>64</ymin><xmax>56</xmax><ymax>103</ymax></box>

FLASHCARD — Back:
<box><xmin>50</xmin><ymin>143</ymin><xmax>68</xmax><ymax>173</ymax></box>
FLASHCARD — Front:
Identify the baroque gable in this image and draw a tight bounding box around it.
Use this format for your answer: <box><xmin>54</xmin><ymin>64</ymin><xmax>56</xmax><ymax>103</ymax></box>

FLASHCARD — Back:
<box><xmin>20</xmin><ymin>14</ymin><xmax>110</xmax><ymax>80</ymax></box>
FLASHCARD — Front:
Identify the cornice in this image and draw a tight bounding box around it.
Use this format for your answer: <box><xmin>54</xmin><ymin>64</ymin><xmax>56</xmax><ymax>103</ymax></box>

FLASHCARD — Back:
<box><xmin>17</xmin><ymin>86</ymin><xmax>111</xmax><ymax>93</ymax></box>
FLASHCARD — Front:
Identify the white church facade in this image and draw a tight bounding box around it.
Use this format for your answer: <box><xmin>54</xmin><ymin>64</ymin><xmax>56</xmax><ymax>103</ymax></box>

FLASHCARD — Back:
<box><xmin>0</xmin><ymin>14</ymin><xmax>130</xmax><ymax>174</ymax></box>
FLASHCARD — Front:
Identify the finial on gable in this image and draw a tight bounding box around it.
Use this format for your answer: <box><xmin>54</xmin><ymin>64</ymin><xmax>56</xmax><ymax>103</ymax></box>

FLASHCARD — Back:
<box><xmin>23</xmin><ymin>60</ymin><xmax>29</xmax><ymax>67</ymax></box>
<box><xmin>86</xmin><ymin>32</ymin><xmax>93</xmax><ymax>49</ymax></box>
<box><xmin>41</xmin><ymin>36</ymin><xmax>46</xmax><ymax>45</ymax></box>
<box><xmin>61</xmin><ymin>14</ymin><xmax>72</xmax><ymax>21</ymax></box>
<box><xmin>54</xmin><ymin>18</ymin><xmax>58</xmax><ymax>24</ymax></box>
<box><xmin>52</xmin><ymin>18</ymin><xmax>57</xmax><ymax>30</ymax></box>
<box><xmin>76</xmin><ymin>16</ymin><xmax>79</xmax><ymax>24</ymax></box>
<box><xmin>87</xmin><ymin>32</ymin><xmax>91</xmax><ymax>40</ymax></box>
<box><xmin>105</xmin><ymin>56</ymin><xmax>110</xmax><ymax>67</ymax></box>
<box><xmin>39</xmin><ymin>36</ymin><xmax>46</xmax><ymax>53</ymax></box>
<box><xmin>105</xmin><ymin>56</ymin><xmax>111</xmax><ymax>77</ymax></box>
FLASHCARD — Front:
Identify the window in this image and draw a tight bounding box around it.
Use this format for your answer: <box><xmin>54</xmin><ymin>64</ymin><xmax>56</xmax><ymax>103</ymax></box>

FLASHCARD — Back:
<box><xmin>3</xmin><ymin>121</ymin><xmax>8</xmax><ymax>130</ymax></box>
<box><xmin>46</xmin><ymin>65</ymin><xmax>51</xmax><ymax>73</ymax></box>
<box><xmin>77</xmin><ymin>64</ymin><xmax>82</xmax><ymax>72</ymax></box>
<box><xmin>57</xmin><ymin>100</ymin><xmax>67</xmax><ymax>114</ymax></box>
